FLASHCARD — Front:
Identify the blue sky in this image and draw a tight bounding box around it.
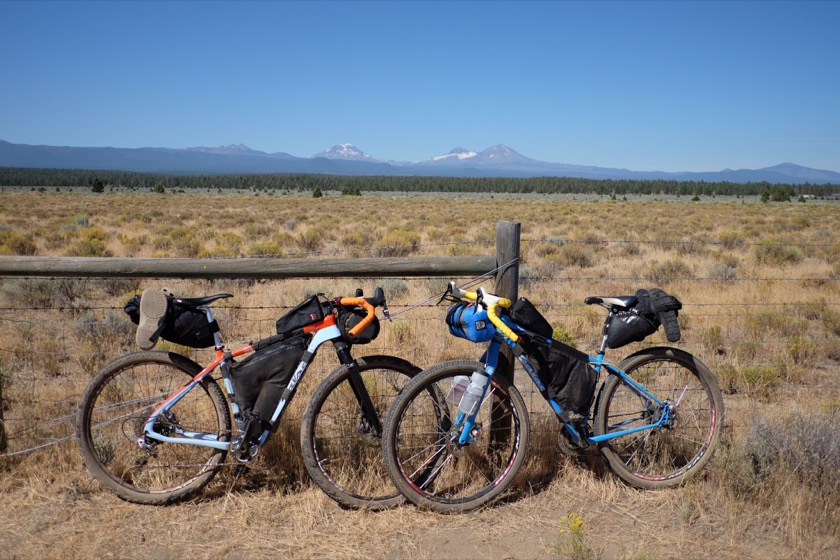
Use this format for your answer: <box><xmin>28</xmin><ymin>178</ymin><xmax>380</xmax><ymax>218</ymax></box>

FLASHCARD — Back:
<box><xmin>1</xmin><ymin>0</ymin><xmax>838</xmax><ymax>172</ymax></box>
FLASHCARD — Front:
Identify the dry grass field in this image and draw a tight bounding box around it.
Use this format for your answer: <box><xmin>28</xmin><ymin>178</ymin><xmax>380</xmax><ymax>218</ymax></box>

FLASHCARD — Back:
<box><xmin>0</xmin><ymin>189</ymin><xmax>839</xmax><ymax>559</ymax></box>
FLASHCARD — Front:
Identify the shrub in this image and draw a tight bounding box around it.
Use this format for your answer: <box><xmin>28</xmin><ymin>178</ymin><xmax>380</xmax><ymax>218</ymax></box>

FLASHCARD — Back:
<box><xmin>70</xmin><ymin>214</ymin><xmax>90</xmax><ymax>228</ymax></box>
<box><xmin>746</xmin><ymin>410</ymin><xmax>840</xmax><ymax>535</ymax></box>
<box><xmin>374</xmin><ymin>230</ymin><xmax>420</xmax><ymax>257</ymax></box>
<box><xmin>519</xmin><ymin>265</ymin><xmax>541</xmax><ymax>288</ymax></box>
<box><xmin>1</xmin><ymin>278</ymin><xmax>87</xmax><ymax>309</ymax></box>
<box><xmin>65</xmin><ymin>226</ymin><xmax>111</xmax><ymax>257</ymax></box>
<box><xmin>243</xmin><ymin>222</ymin><xmax>272</xmax><ymax>240</ymax></box>
<box><xmin>117</xmin><ymin>233</ymin><xmax>148</xmax><ymax>254</ymax></box>
<box><xmin>642</xmin><ymin>259</ymin><xmax>692</xmax><ymax>285</ymax></box>
<box><xmin>340</xmin><ymin>230</ymin><xmax>372</xmax><ymax>251</ymax></box>
<box><xmin>553</xmin><ymin>512</ymin><xmax>602</xmax><ymax>560</ymax></box>
<box><xmin>296</xmin><ymin>228</ymin><xmax>324</xmax><ymax>253</ymax></box>
<box><xmin>718</xmin><ymin>230</ymin><xmax>745</xmax><ymax>248</ymax></box>
<box><xmin>786</xmin><ymin>334</ymin><xmax>817</xmax><ymax>364</ymax></box>
<box><xmin>214</xmin><ymin>231</ymin><xmax>243</xmax><ymax>255</ymax></box>
<box><xmin>388</xmin><ymin>321</ymin><xmax>413</xmax><ymax>346</ymax></box>
<box><xmin>739</xmin><ymin>365</ymin><xmax>779</xmax><ymax>401</ymax></box>
<box><xmin>383</xmin><ymin>278</ymin><xmax>409</xmax><ymax>299</ymax></box>
<box><xmin>700</xmin><ymin>325</ymin><xmax>725</xmax><ymax>353</ymax></box>
<box><xmin>753</xmin><ymin>241</ymin><xmax>804</xmax><ymax>266</ymax></box>
<box><xmin>552</xmin><ymin>244</ymin><xmax>593</xmax><ymax>268</ymax></box>
<box><xmin>0</xmin><ymin>229</ymin><xmax>38</xmax><ymax>255</ymax></box>
<box><xmin>247</xmin><ymin>241</ymin><xmax>283</xmax><ymax>257</ymax></box>
<box><xmin>168</xmin><ymin>226</ymin><xmax>202</xmax><ymax>258</ymax></box>
<box><xmin>708</xmin><ymin>264</ymin><xmax>737</xmax><ymax>282</ymax></box>
<box><xmin>552</xmin><ymin>325</ymin><xmax>576</xmax><ymax>348</ymax></box>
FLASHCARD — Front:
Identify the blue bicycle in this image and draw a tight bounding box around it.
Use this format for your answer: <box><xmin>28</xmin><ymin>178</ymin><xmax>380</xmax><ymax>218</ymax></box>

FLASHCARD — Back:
<box><xmin>382</xmin><ymin>282</ymin><xmax>724</xmax><ymax>513</ymax></box>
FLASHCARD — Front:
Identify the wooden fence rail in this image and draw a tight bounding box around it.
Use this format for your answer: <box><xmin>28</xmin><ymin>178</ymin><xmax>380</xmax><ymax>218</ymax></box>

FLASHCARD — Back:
<box><xmin>0</xmin><ymin>222</ymin><xmax>521</xmax><ymax>457</ymax></box>
<box><xmin>0</xmin><ymin>255</ymin><xmax>496</xmax><ymax>279</ymax></box>
<box><xmin>0</xmin><ymin>222</ymin><xmax>521</xmax><ymax>283</ymax></box>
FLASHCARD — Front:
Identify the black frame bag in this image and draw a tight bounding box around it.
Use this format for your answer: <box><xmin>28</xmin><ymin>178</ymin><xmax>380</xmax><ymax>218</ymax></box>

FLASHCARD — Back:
<box><xmin>229</xmin><ymin>333</ymin><xmax>309</xmax><ymax>421</ymax></box>
<box><xmin>509</xmin><ymin>297</ymin><xmax>553</xmax><ymax>338</ymax></box>
<box><xmin>276</xmin><ymin>295</ymin><xmax>327</xmax><ymax>335</ymax></box>
<box><xmin>519</xmin><ymin>335</ymin><xmax>597</xmax><ymax>418</ymax></box>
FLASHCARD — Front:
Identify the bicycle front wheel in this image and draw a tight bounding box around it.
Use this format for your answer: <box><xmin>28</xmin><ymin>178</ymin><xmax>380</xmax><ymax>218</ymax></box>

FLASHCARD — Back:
<box><xmin>594</xmin><ymin>347</ymin><xmax>724</xmax><ymax>489</ymax></box>
<box><xmin>300</xmin><ymin>355</ymin><xmax>420</xmax><ymax>510</ymax></box>
<box><xmin>382</xmin><ymin>360</ymin><xmax>530</xmax><ymax>513</ymax></box>
<box><xmin>76</xmin><ymin>351</ymin><xmax>231</xmax><ymax>505</ymax></box>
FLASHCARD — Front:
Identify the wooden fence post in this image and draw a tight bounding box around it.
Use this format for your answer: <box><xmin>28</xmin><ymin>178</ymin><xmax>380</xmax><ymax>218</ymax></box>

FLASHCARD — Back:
<box><xmin>493</xmin><ymin>221</ymin><xmax>520</xmax><ymax>301</ymax></box>
<box><xmin>493</xmin><ymin>221</ymin><xmax>520</xmax><ymax>383</ymax></box>
<box><xmin>489</xmin><ymin>221</ymin><xmax>520</xmax><ymax>442</ymax></box>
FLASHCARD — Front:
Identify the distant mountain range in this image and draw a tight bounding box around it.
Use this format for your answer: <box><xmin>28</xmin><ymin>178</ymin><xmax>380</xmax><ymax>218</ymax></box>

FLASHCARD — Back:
<box><xmin>1</xmin><ymin>139</ymin><xmax>838</xmax><ymax>184</ymax></box>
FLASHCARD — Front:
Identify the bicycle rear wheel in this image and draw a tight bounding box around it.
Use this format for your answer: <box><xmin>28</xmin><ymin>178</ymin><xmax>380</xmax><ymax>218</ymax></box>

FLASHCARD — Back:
<box><xmin>300</xmin><ymin>355</ymin><xmax>420</xmax><ymax>509</ymax></box>
<box><xmin>382</xmin><ymin>360</ymin><xmax>529</xmax><ymax>513</ymax></box>
<box><xmin>76</xmin><ymin>351</ymin><xmax>231</xmax><ymax>504</ymax></box>
<box><xmin>594</xmin><ymin>347</ymin><xmax>724</xmax><ymax>489</ymax></box>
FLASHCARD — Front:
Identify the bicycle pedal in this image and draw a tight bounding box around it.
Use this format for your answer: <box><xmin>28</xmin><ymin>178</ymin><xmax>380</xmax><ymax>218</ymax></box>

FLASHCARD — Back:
<box><xmin>235</xmin><ymin>441</ymin><xmax>260</xmax><ymax>463</ymax></box>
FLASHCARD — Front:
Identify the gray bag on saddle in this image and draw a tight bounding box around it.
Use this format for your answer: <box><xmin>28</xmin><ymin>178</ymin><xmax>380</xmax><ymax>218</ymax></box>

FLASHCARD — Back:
<box><xmin>229</xmin><ymin>334</ymin><xmax>308</xmax><ymax>423</ymax></box>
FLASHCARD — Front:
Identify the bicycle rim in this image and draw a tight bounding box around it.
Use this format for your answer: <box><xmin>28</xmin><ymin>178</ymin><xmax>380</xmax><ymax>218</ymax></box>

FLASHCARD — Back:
<box><xmin>384</xmin><ymin>361</ymin><xmax>529</xmax><ymax>513</ymax></box>
<box><xmin>301</xmin><ymin>355</ymin><xmax>420</xmax><ymax>510</ymax></box>
<box><xmin>76</xmin><ymin>352</ymin><xmax>230</xmax><ymax>504</ymax></box>
<box><xmin>595</xmin><ymin>348</ymin><xmax>724</xmax><ymax>489</ymax></box>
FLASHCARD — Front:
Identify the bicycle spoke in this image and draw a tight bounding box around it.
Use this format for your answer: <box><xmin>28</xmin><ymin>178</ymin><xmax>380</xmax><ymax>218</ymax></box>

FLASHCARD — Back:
<box><xmin>383</xmin><ymin>361</ymin><xmax>529</xmax><ymax>513</ymax></box>
<box><xmin>595</xmin><ymin>348</ymin><xmax>723</xmax><ymax>489</ymax></box>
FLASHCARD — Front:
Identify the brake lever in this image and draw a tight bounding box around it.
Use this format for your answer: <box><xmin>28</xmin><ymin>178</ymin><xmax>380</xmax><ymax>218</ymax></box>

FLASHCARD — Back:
<box><xmin>436</xmin><ymin>282</ymin><xmax>453</xmax><ymax>305</ymax></box>
<box><xmin>475</xmin><ymin>287</ymin><xmax>485</xmax><ymax>307</ymax></box>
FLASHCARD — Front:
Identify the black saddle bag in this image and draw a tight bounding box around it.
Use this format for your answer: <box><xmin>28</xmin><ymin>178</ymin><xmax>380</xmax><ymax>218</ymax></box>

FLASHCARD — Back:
<box><xmin>606</xmin><ymin>288</ymin><xmax>682</xmax><ymax>349</ymax></box>
<box><xmin>124</xmin><ymin>295</ymin><xmax>219</xmax><ymax>348</ymax></box>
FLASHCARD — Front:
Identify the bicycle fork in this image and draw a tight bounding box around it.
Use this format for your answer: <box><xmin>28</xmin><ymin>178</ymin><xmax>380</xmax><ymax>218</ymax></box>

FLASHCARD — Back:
<box><xmin>333</xmin><ymin>342</ymin><xmax>383</xmax><ymax>439</ymax></box>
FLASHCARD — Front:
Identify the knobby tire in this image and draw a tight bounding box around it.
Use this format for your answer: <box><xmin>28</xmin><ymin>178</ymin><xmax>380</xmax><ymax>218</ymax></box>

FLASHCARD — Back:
<box><xmin>382</xmin><ymin>360</ymin><xmax>530</xmax><ymax>513</ymax></box>
<box><xmin>76</xmin><ymin>351</ymin><xmax>231</xmax><ymax>505</ymax></box>
<box><xmin>300</xmin><ymin>355</ymin><xmax>421</xmax><ymax>510</ymax></box>
<box><xmin>594</xmin><ymin>347</ymin><xmax>724</xmax><ymax>489</ymax></box>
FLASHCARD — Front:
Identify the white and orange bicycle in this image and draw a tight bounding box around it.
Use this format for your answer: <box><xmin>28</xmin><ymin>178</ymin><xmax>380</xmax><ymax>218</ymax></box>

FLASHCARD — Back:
<box><xmin>76</xmin><ymin>287</ymin><xmax>422</xmax><ymax>509</ymax></box>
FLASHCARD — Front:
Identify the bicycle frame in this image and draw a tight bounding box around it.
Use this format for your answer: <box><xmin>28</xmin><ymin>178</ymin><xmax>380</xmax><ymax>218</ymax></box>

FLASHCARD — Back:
<box><xmin>454</xmin><ymin>314</ymin><xmax>672</xmax><ymax>448</ymax></box>
<box><xmin>142</xmin><ymin>305</ymin><xmax>383</xmax><ymax>455</ymax></box>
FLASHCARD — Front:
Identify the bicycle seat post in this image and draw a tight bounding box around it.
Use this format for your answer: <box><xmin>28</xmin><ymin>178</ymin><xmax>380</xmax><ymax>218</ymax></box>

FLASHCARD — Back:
<box><xmin>596</xmin><ymin>308</ymin><xmax>616</xmax><ymax>355</ymax></box>
<box><xmin>196</xmin><ymin>305</ymin><xmax>224</xmax><ymax>350</ymax></box>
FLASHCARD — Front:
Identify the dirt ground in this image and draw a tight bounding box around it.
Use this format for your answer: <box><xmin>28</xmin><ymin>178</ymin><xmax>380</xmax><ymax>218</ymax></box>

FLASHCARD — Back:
<box><xmin>2</xmin><ymin>443</ymin><xmax>836</xmax><ymax>560</ymax></box>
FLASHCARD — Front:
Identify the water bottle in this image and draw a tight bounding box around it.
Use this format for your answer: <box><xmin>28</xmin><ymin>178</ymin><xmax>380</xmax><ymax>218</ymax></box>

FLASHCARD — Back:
<box><xmin>446</xmin><ymin>375</ymin><xmax>470</xmax><ymax>406</ymax></box>
<box><xmin>458</xmin><ymin>371</ymin><xmax>488</xmax><ymax>416</ymax></box>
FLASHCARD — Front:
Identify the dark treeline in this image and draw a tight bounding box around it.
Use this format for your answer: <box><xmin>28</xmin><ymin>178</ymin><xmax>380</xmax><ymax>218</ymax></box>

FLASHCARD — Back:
<box><xmin>1</xmin><ymin>166</ymin><xmax>838</xmax><ymax>198</ymax></box>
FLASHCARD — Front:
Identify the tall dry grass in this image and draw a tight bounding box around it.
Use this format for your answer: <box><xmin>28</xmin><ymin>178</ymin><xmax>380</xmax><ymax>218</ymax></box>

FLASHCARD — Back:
<box><xmin>0</xmin><ymin>190</ymin><xmax>838</xmax><ymax>559</ymax></box>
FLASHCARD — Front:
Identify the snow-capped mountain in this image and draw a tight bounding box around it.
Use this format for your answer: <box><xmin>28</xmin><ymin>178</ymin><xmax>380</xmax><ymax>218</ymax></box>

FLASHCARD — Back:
<box><xmin>431</xmin><ymin>147</ymin><xmax>479</xmax><ymax>162</ymax></box>
<box><xmin>314</xmin><ymin>144</ymin><xmax>381</xmax><ymax>162</ymax></box>
<box><xmin>429</xmin><ymin>145</ymin><xmax>532</xmax><ymax>165</ymax></box>
<box><xmin>185</xmin><ymin>144</ymin><xmax>267</xmax><ymax>155</ymax></box>
<box><xmin>1</xmin><ymin>139</ymin><xmax>838</xmax><ymax>183</ymax></box>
